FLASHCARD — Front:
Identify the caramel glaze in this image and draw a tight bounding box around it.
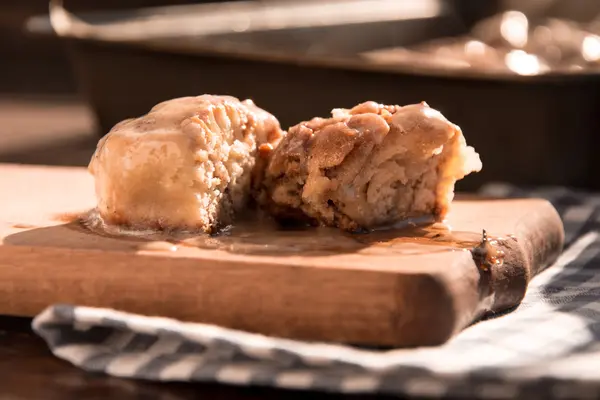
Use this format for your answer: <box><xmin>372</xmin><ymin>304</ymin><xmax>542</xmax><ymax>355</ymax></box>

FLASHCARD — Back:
<box><xmin>9</xmin><ymin>211</ymin><xmax>88</xmax><ymax>231</ymax></box>
<box><xmin>471</xmin><ymin>230</ymin><xmax>506</xmax><ymax>271</ymax></box>
<box><xmin>71</xmin><ymin>208</ymin><xmax>509</xmax><ymax>271</ymax></box>
<box><xmin>11</xmin><ymin>223</ymin><xmax>38</xmax><ymax>229</ymax></box>
<box><xmin>52</xmin><ymin>212</ymin><xmax>87</xmax><ymax>224</ymax></box>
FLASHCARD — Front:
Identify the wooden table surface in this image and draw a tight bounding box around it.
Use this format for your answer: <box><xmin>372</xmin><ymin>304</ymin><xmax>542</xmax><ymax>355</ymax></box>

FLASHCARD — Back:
<box><xmin>1</xmin><ymin>316</ymin><xmax>397</xmax><ymax>400</ymax></box>
<box><xmin>0</xmin><ymin>97</ymin><xmax>400</xmax><ymax>399</ymax></box>
<box><xmin>1</xmin><ymin>317</ymin><xmax>398</xmax><ymax>400</ymax></box>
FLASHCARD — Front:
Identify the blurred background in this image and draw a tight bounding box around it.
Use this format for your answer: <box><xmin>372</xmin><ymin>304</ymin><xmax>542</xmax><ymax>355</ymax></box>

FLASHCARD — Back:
<box><xmin>3</xmin><ymin>0</ymin><xmax>600</xmax><ymax>190</ymax></box>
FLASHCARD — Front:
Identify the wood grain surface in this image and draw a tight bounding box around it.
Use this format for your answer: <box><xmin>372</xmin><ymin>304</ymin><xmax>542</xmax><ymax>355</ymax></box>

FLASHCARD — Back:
<box><xmin>0</xmin><ymin>164</ymin><xmax>564</xmax><ymax>347</ymax></box>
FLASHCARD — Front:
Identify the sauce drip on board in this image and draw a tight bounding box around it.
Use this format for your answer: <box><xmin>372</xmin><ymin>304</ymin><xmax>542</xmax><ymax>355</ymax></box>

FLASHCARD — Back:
<box><xmin>53</xmin><ymin>212</ymin><xmax>86</xmax><ymax>224</ymax></box>
<box><xmin>11</xmin><ymin>223</ymin><xmax>38</xmax><ymax>229</ymax></box>
<box><xmin>69</xmin><ymin>208</ymin><xmax>509</xmax><ymax>266</ymax></box>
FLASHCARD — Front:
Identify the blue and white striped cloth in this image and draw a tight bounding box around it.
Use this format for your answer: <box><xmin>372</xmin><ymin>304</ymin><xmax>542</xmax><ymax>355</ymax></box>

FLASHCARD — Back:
<box><xmin>33</xmin><ymin>184</ymin><xmax>600</xmax><ymax>399</ymax></box>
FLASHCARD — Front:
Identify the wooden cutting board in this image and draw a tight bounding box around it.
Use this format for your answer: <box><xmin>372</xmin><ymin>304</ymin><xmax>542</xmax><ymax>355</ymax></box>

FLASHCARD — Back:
<box><xmin>0</xmin><ymin>164</ymin><xmax>564</xmax><ymax>347</ymax></box>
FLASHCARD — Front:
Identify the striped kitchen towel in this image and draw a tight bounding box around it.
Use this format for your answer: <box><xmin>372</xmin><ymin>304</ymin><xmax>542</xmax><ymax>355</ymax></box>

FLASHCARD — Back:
<box><xmin>33</xmin><ymin>184</ymin><xmax>600</xmax><ymax>399</ymax></box>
